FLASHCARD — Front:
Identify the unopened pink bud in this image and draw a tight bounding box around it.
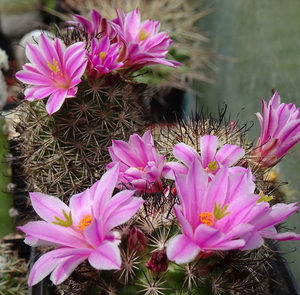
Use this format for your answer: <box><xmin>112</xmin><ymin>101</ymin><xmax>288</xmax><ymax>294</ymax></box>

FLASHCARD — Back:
<box><xmin>145</xmin><ymin>249</ymin><xmax>168</xmax><ymax>272</ymax></box>
<box><xmin>128</xmin><ymin>226</ymin><xmax>148</xmax><ymax>253</ymax></box>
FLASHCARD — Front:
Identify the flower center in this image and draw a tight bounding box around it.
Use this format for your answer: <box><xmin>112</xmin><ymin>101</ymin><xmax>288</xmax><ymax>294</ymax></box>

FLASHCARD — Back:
<box><xmin>199</xmin><ymin>203</ymin><xmax>231</xmax><ymax>227</ymax></box>
<box><xmin>139</xmin><ymin>29</ymin><xmax>150</xmax><ymax>41</ymax></box>
<box><xmin>99</xmin><ymin>51</ymin><xmax>106</xmax><ymax>60</ymax></box>
<box><xmin>137</xmin><ymin>167</ymin><xmax>147</xmax><ymax>173</ymax></box>
<box><xmin>77</xmin><ymin>214</ymin><xmax>93</xmax><ymax>231</ymax></box>
<box><xmin>205</xmin><ymin>160</ymin><xmax>218</xmax><ymax>173</ymax></box>
<box><xmin>199</xmin><ymin>212</ymin><xmax>214</xmax><ymax>226</ymax></box>
<box><xmin>47</xmin><ymin>58</ymin><xmax>63</xmax><ymax>77</ymax></box>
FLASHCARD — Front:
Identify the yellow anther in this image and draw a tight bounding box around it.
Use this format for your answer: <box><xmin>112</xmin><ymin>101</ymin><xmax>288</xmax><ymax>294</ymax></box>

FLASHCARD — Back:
<box><xmin>199</xmin><ymin>212</ymin><xmax>214</xmax><ymax>226</ymax></box>
<box><xmin>77</xmin><ymin>214</ymin><xmax>93</xmax><ymax>231</ymax></box>
<box><xmin>205</xmin><ymin>160</ymin><xmax>218</xmax><ymax>173</ymax></box>
<box><xmin>137</xmin><ymin>167</ymin><xmax>147</xmax><ymax>173</ymax></box>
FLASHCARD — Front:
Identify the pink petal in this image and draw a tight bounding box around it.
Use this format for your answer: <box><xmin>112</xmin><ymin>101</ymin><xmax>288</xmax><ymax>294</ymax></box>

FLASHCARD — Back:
<box><xmin>25</xmin><ymin>42</ymin><xmax>50</xmax><ymax>75</ymax></box>
<box><xmin>31</xmin><ymin>86</ymin><xmax>56</xmax><ymax>99</ymax></box>
<box><xmin>16</xmin><ymin>70</ymin><xmax>53</xmax><ymax>85</ymax></box>
<box><xmin>200</xmin><ymin>135</ymin><xmax>218</xmax><ymax>167</ymax></box>
<box><xmin>39</xmin><ymin>34</ymin><xmax>63</xmax><ymax>70</ymax></box>
<box><xmin>240</xmin><ymin>231</ymin><xmax>265</xmax><ymax>250</ymax></box>
<box><xmin>46</xmin><ymin>89</ymin><xmax>69</xmax><ymax>115</ymax></box>
<box><xmin>194</xmin><ymin>224</ymin><xmax>245</xmax><ymax>251</ymax></box>
<box><xmin>216</xmin><ymin>144</ymin><xmax>245</xmax><ymax>166</ymax></box>
<box><xmin>261</xmin><ymin>231</ymin><xmax>300</xmax><ymax>241</ymax></box>
<box><xmin>50</xmin><ymin>248</ymin><xmax>91</xmax><ymax>285</ymax></box>
<box><xmin>29</xmin><ymin>192</ymin><xmax>70</xmax><ymax>223</ymax></box>
<box><xmin>205</xmin><ymin>166</ymin><xmax>229</xmax><ymax>209</ymax></box>
<box><xmin>19</xmin><ymin>221</ymin><xmax>87</xmax><ymax>248</ymax></box>
<box><xmin>28</xmin><ymin>247</ymin><xmax>70</xmax><ymax>287</ymax></box>
<box><xmin>166</xmin><ymin>234</ymin><xmax>200</xmax><ymax>264</ymax></box>
<box><xmin>256</xmin><ymin>202</ymin><xmax>299</xmax><ymax>230</ymax></box>
<box><xmin>173</xmin><ymin>143</ymin><xmax>200</xmax><ymax>167</ymax></box>
<box><xmin>162</xmin><ymin>162</ymin><xmax>188</xmax><ymax>180</ymax></box>
<box><xmin>69</xmin><ymin>190</ymin><xmax>93</xmax><ymax>226</ymax></box>
<box><xmin>91</xmin><ymin>164</ymin><xmax>120</xmax><ymax>217</ymax></box>
<box><xmin>103</xmin><ymin>190</ymin><xmax>144</xmax><ymax>230</ymax></box>
<box><xmin>84</xmin><ymin>218</ymin><xmax>104</xmax><ymax>248</ymax></box>
<box><xmin>173</xmin><ymin>204</ymin><xmax>194</xmax><ymax>239</ymax></box>
<box><xmin>110</xmin><ymin>140</ymin><xmax>140</xmax><ymax>167</ymax></box>
<box><xmin>88</xmin><ymin>241</ymin><xmax>121</xmax><ymax>270</ymax></box>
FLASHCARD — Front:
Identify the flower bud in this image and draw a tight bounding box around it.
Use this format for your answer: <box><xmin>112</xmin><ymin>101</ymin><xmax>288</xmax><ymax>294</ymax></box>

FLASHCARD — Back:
<box><xmin>145</xmin><ymin>249</ymin><xmax>168</xmax><ymax>272</ymax></box>
<box><xmin>128</xmin><ymin>226</ymin><xmax>148</xmax><ymax>254</ymax></box>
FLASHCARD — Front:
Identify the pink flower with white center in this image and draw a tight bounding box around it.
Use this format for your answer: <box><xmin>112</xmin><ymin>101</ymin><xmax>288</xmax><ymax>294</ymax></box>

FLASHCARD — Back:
<box><xmin>252</xmin><ymin>92</ymin><xmax>300</xmax><ymax>167</ymax></box>
<box><xmin>166</xmin><ymin>158</ymin><xmax>258</xmax><ymax>264</ymax></box>
<box><xmin>17</xmin><ymin>164</ymin><xmax>144</xmax><ymax>286</ymax></box>
<box><xmin>106</xmin><ymin>130</ymin><xmax>165</xmax><ymax>193</ymax></box>
<box><xmin>15</xmin><ymin>34</ymin><xmax>87</xmax><ymax>115</ymax></box>
<box><xmin>86</xmin><ymin>36</ymin><xmax>124</xmax><ymax>79</ymax></box>
<box><xmin>67</xmin><ymin>9</ymin><xmax>117</xmax><ymax>40</ymax></box>
<box><xmin>112</xmin><ymin>8</ymin><xmax>181</xmax><ymax>70</ymax></box>
<box><xmin>163</xmin><ymin>135</ymin><xmax>245</xmax><ymax>180</ymax></box>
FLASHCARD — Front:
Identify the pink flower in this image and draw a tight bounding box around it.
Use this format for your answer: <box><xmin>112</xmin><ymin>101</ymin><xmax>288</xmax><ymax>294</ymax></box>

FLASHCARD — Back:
<box><xmin>163</xmin><ymin>135</ymin><xmax>245</xmax><ymax>180</ymax></box>
<box><xmin>252</xmin><ymin>92</ymin><xmax>300</xmax><ymax>167</ymax></box>
<box><xmin>86</xmin><ymin>36</ymin><xmax>124</xmax><ymax>79</ymax></box>
<box><xmin>17</xmin><ymin>164</ymin><xmax>144</xmax><ymax>286</ymax></box>
<box><xmin>106</xmin><ymin>130</ymin><xmax>165</xmax><ymax>193</ymax></box>
<box><xmin>15</xmin><ymin>34</ymin><xmax>87</xmax><ymax>115</ymax></box>
<box><xmin>166</xmin><ymin>158</ymin><xmax>258</xmax><ymax>264</ymax></box>
<box><xmin>112</xmin><ymin>8</ymin><xmax>181</xmax><ymax>70</ymax></box>
<box><xmin>67</xmin><ymin>9</ymin><xmax>117</xmax><ymax>40</ymax></box>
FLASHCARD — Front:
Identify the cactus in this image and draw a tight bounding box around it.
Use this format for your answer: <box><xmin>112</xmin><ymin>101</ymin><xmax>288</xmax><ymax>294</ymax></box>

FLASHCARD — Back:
<box><xmin>0</xmin><ymin>241</ymin><xmax>28</xmax><ymax>295</ymax></box>
<box><xmin>14</xmin><ymin>75</ymin><xmax>149</xmax><ymax>201</ymax></box>
<box><xmin>12</xmin><ymin>7</ymin><xmax>300</xmax><ymax>295</ymax></box>
<box><xmin>12</xmin><ymin>7</ymin><xmax>181</xmax><ymax>201</ymax></box>
<box><xmin>54</xmin><ymin>107</ymin><xmax>278</xmax><ymax>295</ymax></box>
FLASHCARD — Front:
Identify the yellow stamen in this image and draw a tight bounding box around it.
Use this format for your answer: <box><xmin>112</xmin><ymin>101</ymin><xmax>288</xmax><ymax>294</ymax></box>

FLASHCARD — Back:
<box><xmin>205</xmin><ymin>160</ymin><xmax>218</xmax><ymax>173</ymax></box>
<box><xmin>199</xmin><ymin>212</ymin><xmax>214</xmax><ymax>226</ymax></box>
<box><xmin>77</xmin><ymin>214</ymin><xmax>93</xmax><ymax>231</ymax></box>
<box><xmin>99</xmin><ymin>51</ymin><xmax>106</xmax><ymax>60</ymax></box>
<box><xmin>139</xmin><ymin>29</ymin><xmax>150</xmax><ymax>41</ymax></box>
<box><xmin>199</xmin><ymin>203</ymin><xmax>231</xmax><ymax>227</ymax></box>
<box><xmin>137</xmin><ymin>167</ymin><xmax>147</xmax><ymax>173</ymax></box>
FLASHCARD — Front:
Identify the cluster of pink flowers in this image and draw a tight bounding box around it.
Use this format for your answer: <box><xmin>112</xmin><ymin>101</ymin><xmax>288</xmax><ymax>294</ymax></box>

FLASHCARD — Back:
<box><xmin>15</xmin><ymin>8</ymin><xmax>180</xmax><ymax>115</ymax></box>
<box><xmin>18</xmin><ymin>89</ymin><xmax>300</xmax><ymax>286</ymax></box>
<box><xmin>106</xmin><ymin>127</ymin><xmax>300</xmax><ymax>264</ymax></box>
<box><xmin>252</xmin><ymin>91</ymin><xmax>300</xmax><ymax>167</ymax></box>
<box><xmin>16</xmin><ymin>7</ymin><xmax>300</xmax><ymax>285</ymax></box>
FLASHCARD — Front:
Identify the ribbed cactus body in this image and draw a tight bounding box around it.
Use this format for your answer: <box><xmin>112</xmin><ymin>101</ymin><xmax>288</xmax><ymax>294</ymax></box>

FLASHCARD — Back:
<box><xmin>14</xmin><ymin>74</ymin><xmax>149</xmax><ymax>201</ymax></box>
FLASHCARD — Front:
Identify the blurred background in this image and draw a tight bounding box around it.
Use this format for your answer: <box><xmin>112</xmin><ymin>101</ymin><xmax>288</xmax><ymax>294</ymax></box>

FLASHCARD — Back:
<box><xmin>1</xmin><ymin>0</ymin><xmax>300</xmax><ymax>286</ymax></box>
